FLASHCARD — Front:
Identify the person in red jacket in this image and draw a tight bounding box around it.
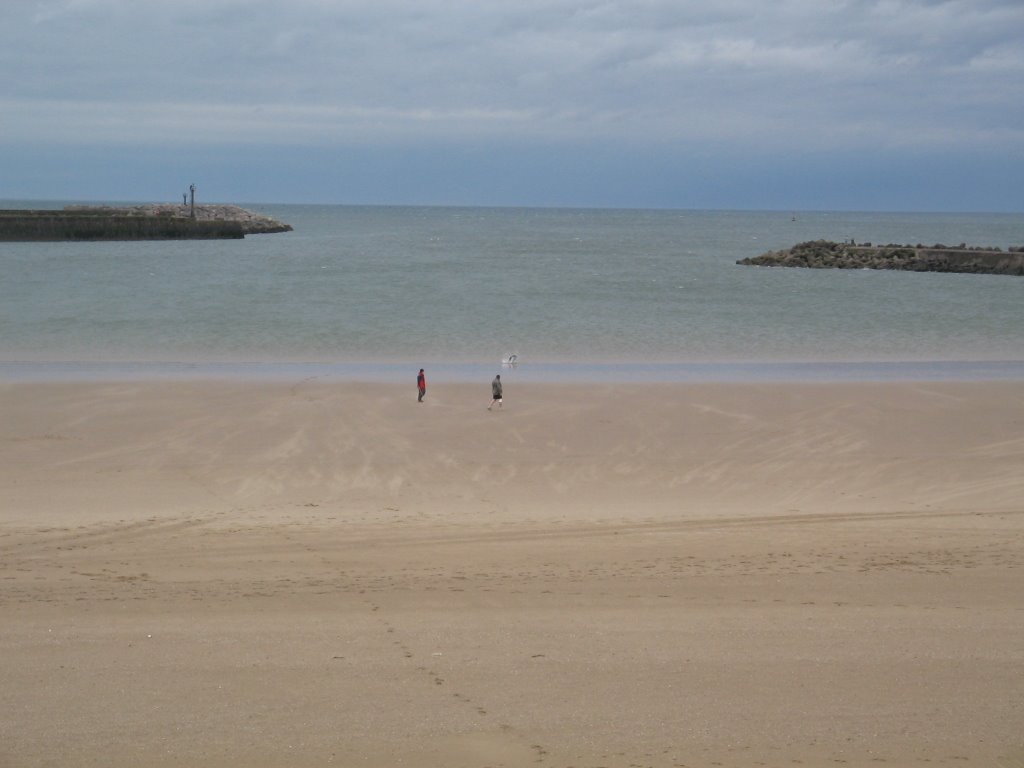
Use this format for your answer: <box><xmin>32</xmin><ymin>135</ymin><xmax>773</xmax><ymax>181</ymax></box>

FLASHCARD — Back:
<box><xmin>417</xmin><ymin>369</ymin><xmax>426</xmax><ymax>403</ymax></box>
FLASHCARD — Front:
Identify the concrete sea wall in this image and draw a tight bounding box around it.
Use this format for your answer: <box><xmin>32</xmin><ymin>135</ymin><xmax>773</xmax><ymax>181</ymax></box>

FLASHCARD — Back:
<box><xmin>0</xmin><ymin>204</ymin><xmax>291</xmax><ymax>241</ymax></box>
<box><xmin>0</xmin><ymin>211</ymin><xmax>244</xmax><ymax>241</ymax></box>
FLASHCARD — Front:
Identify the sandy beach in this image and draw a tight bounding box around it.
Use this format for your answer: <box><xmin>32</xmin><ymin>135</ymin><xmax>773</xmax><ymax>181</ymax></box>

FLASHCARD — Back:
<box><xmin>1</xmin><ymin>379</ymin><xmax>1022</xmax><ymax>767</ymax></box>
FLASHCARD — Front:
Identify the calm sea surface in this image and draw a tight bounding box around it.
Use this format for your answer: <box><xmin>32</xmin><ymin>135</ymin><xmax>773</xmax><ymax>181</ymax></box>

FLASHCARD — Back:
<box><xmin>2</xmin><ymin>203</ymin><xmax>1022</xmax><ymax>382</ymax></box>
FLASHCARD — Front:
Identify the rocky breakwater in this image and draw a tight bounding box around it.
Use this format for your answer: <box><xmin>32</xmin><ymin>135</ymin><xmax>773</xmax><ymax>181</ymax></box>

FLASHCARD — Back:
<box><xmin>0</xmin><ymin>204</ymin><xmax>292</xmax><ymax>241</ymax></box>
<box><xmin>738</xmin><ymin>240</ymin><xmax>1024</xmax><ymax>276</ymax></box>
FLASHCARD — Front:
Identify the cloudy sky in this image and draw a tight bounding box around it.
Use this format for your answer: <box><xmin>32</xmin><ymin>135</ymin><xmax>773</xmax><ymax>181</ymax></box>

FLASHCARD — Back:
<box><xmin>3</xmin><ymin>0</ymin><xmax>1023</xmax><ymax>210</ymax></box>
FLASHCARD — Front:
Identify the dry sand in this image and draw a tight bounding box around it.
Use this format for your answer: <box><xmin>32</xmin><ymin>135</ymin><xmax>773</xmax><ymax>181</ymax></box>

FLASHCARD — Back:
<box><xmin>1</xmin><ymin>379</ymin><xmax>1022</xmax><ymax>767</ymax></box>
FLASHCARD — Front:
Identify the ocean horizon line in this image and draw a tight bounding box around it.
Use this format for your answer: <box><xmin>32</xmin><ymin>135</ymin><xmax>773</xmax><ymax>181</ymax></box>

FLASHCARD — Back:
<box><xmin>3</xmin><ymin>198</ymin><xmax>1022</xmax><ymax>217</ymax></box>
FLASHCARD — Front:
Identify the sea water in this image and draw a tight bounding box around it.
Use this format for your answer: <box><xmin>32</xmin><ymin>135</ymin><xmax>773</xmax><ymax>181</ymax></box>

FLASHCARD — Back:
<box><xmin>1</xmin><ymin>203</ymin><xmax>1022</xmax><ymax>382</ymax></box>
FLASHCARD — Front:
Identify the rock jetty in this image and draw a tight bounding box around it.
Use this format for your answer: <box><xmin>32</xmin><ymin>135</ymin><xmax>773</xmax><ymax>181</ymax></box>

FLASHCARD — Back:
<box><xmin>738</xmin><ymin>240</ymin><xmax>1024</xmax><ymax>276</ymax></box>
<box><xmin>0</xmin><ymin>204</ymin><xmax>292</xmax><ymax>241</ymax></box>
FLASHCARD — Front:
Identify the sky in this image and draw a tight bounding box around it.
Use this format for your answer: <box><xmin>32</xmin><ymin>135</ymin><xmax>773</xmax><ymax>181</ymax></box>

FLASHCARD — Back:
<box><xmin>2</xmin><ymin>0</ymin><xmax>1023</xmax><ymax>211</ymax></box>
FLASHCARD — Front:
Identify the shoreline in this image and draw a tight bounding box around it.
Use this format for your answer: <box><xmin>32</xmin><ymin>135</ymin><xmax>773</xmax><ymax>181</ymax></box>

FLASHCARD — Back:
<box><xmin>2</xmin><ymin>357</ymin><xmax>1024</xmax><ymax>383</ymax></box>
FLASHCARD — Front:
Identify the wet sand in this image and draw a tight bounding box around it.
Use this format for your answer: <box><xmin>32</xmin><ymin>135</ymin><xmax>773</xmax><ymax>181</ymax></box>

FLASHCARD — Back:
<box><xmin>1</xmin><ymin>380</ymin><xmax>1022</xmax><ymax>767</ymax></box>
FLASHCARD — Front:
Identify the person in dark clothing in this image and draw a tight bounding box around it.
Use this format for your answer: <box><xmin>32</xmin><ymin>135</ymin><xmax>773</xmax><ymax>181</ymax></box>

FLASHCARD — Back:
<box><xmin>488</xmin><ymin>374</ymin><xmax>502</xmax><ymax>410</ymax></box>
<box><xmin>417</xmin><ymin>369</ymin><xmax>426</xmax><ymax>402</ymax></box>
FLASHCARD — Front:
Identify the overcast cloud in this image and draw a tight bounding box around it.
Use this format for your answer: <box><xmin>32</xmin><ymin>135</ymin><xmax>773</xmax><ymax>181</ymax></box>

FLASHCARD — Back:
<box><xmin>3</xmin><ymin>0</ymin><xmax>1023</xmax><ymax>209</ymax></box>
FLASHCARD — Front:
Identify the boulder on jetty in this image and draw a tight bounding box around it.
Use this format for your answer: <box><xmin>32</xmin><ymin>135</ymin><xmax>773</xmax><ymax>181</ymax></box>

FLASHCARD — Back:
<box><xmin>0</xmin><ymin>204</ymin><xmax>292</xmax><ymax>241</ymax></box>
<box><xmin>738</xmin><ymin>240</ymin><xmax>1024</xmax><ymax>276</ymax></box>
